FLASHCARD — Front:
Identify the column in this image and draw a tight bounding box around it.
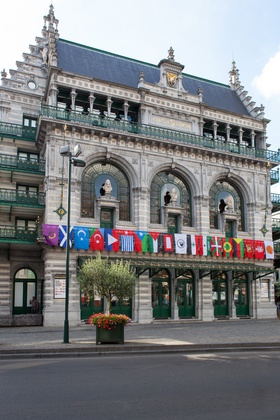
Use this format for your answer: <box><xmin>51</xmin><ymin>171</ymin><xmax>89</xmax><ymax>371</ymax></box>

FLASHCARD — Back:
<box><xmin>88</xmin><ymin>92</ymin><xmax>95</xmax><ymax>113</ymax></box>
<box><xmin>134</xmin><ymin>270</ymin><xmax>153</xmax><ymax>323</ymax></box>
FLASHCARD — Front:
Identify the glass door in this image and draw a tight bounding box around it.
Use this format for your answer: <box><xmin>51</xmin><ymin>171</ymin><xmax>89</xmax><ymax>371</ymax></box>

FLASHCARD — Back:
<box><xmin>234</xmin><ymin>278</ymin><xmax>249</xmax><ymax>317</ymax></box>
<box><xmin>177</xmin><ymin>280</ymin><xmax>195</xmax><ymax>318</ymax></box>
<box><xmin>152</xmin><ymin>280</ymin><xmax>171</xmax><ymax>318</ymax></box>
<box><xmin>212</xmin><ymin>279</ymin><xmax>228</xmax><ymax>317</ymax></box>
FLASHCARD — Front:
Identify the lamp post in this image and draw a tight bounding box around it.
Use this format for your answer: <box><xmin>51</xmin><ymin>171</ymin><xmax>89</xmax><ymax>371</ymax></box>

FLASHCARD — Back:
<box><xmin>60</xmin><ymin>144</ymin><xmax>85</xmax><ymax>344</ymax></box>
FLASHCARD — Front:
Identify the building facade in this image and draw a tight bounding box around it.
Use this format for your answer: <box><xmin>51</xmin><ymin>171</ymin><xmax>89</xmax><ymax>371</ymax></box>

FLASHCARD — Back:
<box><xmin>0</xmin><ymin>5</ymin><xmax>279</xmax><ymax>326</ymax></box>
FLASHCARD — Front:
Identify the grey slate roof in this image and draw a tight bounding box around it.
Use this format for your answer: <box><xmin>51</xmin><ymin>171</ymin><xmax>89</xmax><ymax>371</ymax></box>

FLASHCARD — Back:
<box><xmin>56</xmin><ymin>39</ymin><xmax>250</xmax><ymax>117</ymax></box>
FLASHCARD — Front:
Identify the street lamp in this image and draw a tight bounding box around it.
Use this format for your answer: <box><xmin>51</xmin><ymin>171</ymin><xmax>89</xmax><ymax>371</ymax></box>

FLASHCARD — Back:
<box><xmin>60</xmin><ymin>143</ymin><xmax>85</xmax><ymax>344</ymax></box>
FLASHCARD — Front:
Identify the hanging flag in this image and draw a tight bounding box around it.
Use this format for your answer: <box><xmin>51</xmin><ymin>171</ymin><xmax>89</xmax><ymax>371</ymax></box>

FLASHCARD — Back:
<box><xmin>254</xmin><ymin>240</ymin><xmax>265</xmax><ymax>259</ymax></box>
<box><xmin>104</xmin><ymin>229</ymin><xmax>119</xmax><ymax>252</ymax></box>
<box><xmin>120</xmin><ymin>234</ymin><xmax>134</xmax><ymax>252</ymax></box>
<box><xmin>134</xmin><ymin>231</ymin><xmax>148</xmax><ymax>252</ymax></box>
<box><xmin>222</xmin><ymin>237</ymin><xmax>233</xmax><ymax>258</ymax></box>
<box><xmin>59</xmin><ymin>225</ymin><xmax>73</xmax><ymax>248</ymax></box>
<box><xmin>174</xmin><ymin>234</ymin><xmax>187</xmax><ymax>254</ymax></box>
<box><xmin>207</xmin><ymin>236</ymin><xmax>223</xmax><ymax>257</ymax></box>
<box><xmin>264</xmin><ymin>241</ymin><xmax>274</xmax><ymax>259</ymax></box>
<box><xmin>244</xmin><ymin>239</ymin><xmax>254</xmax><ymax>259</ymax></box>
<box><xmin>42</xmin><ymin>224</ymin><xmax>59</xmax><ymax>246</ymax></box>
<box><xmin>188</xmin><ymin>235</ymin><xmax>197</xmax><ymax>255</ymax></box>
<box><xmin>233</xmin><ymin>238</ymin><xmax>244</xmax><ymax>258</ymax></box>
<box><xmin>148</xmin><ymin>232</ymin><xmax>160</xmax><ymax>253</ymax></box>
<box><xmin>163</xmin><ymin>234</ymin><xmax>174</xmax><ymax>252</ymax></box>
<box><xmin>74</xmin><ymin>226</ymin><xmax>89</xmax><ymax>250</ymax></box>
<box><xmin>89</xmin><ymin>228</ymin><xmax>104</xmax><ymax>251</ymax></box>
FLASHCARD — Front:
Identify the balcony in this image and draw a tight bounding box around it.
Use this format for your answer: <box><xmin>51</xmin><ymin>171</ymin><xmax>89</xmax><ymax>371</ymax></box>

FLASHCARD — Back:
<box><xmin>0</xmin><ymin>154</ymin><xmax>45</xmax><ymax>174</ymax></box>
<box><xmin>40</xmin><ymin>105</ymin><xmax>280</xmax><ymax>163</ymax></box>
<box><xmin>0</xmin><ymin>189</ymin><xmax>45</xmax><ymax>207</ymax></box>
<box><xmin>270</xmin><ymin>168</ymin><xmax>279</xmax><ymax>185</ymax></box>
<box><xmin>274</xmin><ymin>242</ymin><xmax>280</xmax><ymax>254</ymax></box>
<box><xmin>271</xmin><ymin>193</ymin><xmax>280</xmax><ymax>213</ymax></box>
<box><xmin>0</xmin><ymin>122</ymin><xmax>36</xmax><ymax>142</ymax></box>
<box><xmin>0</xmin><ymin>226</ymin><xmax>38</xmax><ymax>244</ymax></box>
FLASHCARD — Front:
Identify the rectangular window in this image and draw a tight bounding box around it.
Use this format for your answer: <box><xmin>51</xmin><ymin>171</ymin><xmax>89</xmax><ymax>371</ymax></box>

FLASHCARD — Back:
<box><xmin>23</xmin><ymin>117</ymin><xmax>37</xmax><ymax>128</ymax></box>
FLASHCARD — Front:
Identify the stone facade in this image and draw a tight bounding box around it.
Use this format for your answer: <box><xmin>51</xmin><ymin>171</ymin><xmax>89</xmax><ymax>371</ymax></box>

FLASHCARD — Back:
<box><xmin>0</xmin><ymin>5</ymin><xmax>278</xmax><ymax>327</ymax></box>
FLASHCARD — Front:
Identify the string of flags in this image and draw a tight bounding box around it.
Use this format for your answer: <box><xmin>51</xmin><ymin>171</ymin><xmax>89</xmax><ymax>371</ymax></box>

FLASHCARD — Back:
<box><xmin>42</xmin><ymin>224</ymin><xmax>275</xmax><ymax>260</ymax></box>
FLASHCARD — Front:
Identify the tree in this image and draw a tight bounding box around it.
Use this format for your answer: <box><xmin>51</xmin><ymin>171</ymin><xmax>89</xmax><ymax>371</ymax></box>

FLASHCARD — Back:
<box><xmin>77</xmin><ymin>252</ymin><xmax>137</xmax><ymax>314</ymax></box>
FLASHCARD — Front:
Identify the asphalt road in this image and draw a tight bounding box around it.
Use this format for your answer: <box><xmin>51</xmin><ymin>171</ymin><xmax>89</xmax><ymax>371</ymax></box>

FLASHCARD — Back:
<box><xmin>1</xmin><ymin>352</ymin><xmax>280</xmax><ymax>420</ymax></box>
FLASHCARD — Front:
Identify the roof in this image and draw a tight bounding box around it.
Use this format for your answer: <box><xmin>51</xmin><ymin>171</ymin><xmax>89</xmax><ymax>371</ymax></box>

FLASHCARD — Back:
<box><xmin>56</xmin><ymin>39</ymin><xmax>250</xmax><ymax>117</ymax></box>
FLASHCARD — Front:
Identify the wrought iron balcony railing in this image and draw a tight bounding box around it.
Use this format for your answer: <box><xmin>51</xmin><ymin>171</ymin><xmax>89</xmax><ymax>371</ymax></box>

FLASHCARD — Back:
<box><xmin>0</xmin><ymin>226</ymin><xmax>38</xmax><ymax>243</ymax></box>
<box><xmin>272</xmin><ymin>219</ymin><xmax>280</xmax><ymax>231</ymax></box>
<box><xmin>271</xmin><ymin>193</ymin><xmax>280</xmax><ymax>205</ymax></box>
<box><xmin>0</xmin><ymin>122</ymin><xmax>36</xmax><ymax>141</ymax></box>
<box><xmin>0</xmin><ymin>154</ymin><xmax>45</xmax><ymax>173</ymax></box>
<box><xmin>0</xmin><ymin>189</ymin><xmax>45</xmax><ymax>207</ymax></box>
<box><xmin>40</xmin><ymin>105</ymin><xmax>280</xmax><ymax>163</ymax></box>
<box><xmin>270</xmin><ymin>169</ymin><xmax>279</xmax><ymax>184</ymax></box>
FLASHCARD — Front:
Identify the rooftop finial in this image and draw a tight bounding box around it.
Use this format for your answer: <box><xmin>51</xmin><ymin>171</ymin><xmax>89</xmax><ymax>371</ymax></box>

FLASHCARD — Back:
<box><xmin>168</xmin><ymin>47</ymin><xmax>175</xmax><ymax>61</ymax></box>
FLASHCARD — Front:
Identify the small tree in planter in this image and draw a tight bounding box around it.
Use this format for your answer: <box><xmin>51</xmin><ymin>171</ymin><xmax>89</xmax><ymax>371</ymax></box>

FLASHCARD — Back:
<box><xmin>77</xmin><ymin>252</ymin><xmax>137</xmax><ymax>315</ymax></box>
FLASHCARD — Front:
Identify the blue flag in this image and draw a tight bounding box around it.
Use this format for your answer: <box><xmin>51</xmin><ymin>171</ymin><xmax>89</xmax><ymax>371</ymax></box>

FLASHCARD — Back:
<box><xmin>59</xmin><ymin>225</ymin><xmax>73</xmax><ymax>248</ymax></box>
<box><xmin>74</xmin><ymin>226</ymin><xmax>89</xmax><ymax>250</ymax></box>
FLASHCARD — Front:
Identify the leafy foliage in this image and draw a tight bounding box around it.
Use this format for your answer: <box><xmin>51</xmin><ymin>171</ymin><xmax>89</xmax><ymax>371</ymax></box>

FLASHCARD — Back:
<box><xmin>77</xmin><ymin>252</ymin><xmax>137</xmax><ymax>314</ymax></box>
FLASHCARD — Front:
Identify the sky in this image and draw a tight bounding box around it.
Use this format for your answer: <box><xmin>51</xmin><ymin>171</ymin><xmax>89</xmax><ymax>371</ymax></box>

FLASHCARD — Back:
<box><xmin>0</xmin><ymin>0</ymin><xmax>279</xmax><ymax>193</ymax></box>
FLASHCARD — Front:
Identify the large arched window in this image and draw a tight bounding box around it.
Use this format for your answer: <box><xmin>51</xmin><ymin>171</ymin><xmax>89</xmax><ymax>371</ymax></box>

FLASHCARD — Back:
<box><xmin>150</xmin><ymin>171</ymin><xmax>191</xmax><ymax>226</ymax></box>
<box><xmin>81</xmin><ymin>162</ymin><xmax>130</xmax><ymax>220</ymax></box>
<box><xmin>209</xmin><ymin>180</ymin><xmax>244</xmax><ymax>231</ymax></box>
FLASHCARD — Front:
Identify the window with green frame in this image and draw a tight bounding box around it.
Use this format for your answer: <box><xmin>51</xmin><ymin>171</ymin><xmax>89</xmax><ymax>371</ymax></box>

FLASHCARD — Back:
<box><xmin>81</xmin><ymin>162</ymin><xmax>130</xmax><ymax>220</ymax></box>
<box><xmin>150</xmin><ymin>171</ymin><xmax>191</xmax><ymax>225</ymax></box>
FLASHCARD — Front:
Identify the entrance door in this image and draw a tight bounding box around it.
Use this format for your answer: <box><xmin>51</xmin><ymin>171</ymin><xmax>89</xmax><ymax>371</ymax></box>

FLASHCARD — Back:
<box><xmin>152</xmin><ymin>280</ymin><xmax>171</xmax><ymax>318</ymax></box>
<box><xmin>100</xmin><ymin>207</ymin><xmax>114</xmax><ymax>228</ymax></box>
<box><xmin>177</xmin><ymin>280</ymin><xmax>195</xmax><ymax>318</ymax></box>
<box><xmin>81</xmin><ymin>292</ymin><xmax>103</xmax><ymax>320</ymax></box>
<box><xmin>110</xmin><ymin>297</ymin><xmax>132</xmax><ymax>318</ymax></box>
<box><xmin>13</xmin><ymin>268</ymin><xmax>39</xmax><ymax>315</ymax></box>
<box><xmin>234</xmin><ymin>279</ymin><xmax>249</xmax><ymax>316</ymax></box>
<box><xmin>212</xmin><ymin>280</ymin><xmax>228</xmax><ymax>317</ymax></box>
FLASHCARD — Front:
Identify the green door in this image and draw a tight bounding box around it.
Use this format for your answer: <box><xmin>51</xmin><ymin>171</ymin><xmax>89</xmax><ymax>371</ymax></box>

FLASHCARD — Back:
<box><xmin>234</xmin><ymin>279</ymin><xmax>249</xmax><ymax>317</ymax></box>
<box><xmin>212</xmin><ymin>280</ymin><xmax>228</xmax><ymax>317</ymax></box>
<box><xmin>177</xmin><ymin>280</ymin><xmax>195</xmax><ymax>318</ymax></box>
<box><xmin>167</xmin><ymin>215</ymin><xmax>178</xmax><ymax>234</ymax></box>
<box><xmin>152</xmin><ymin>280</ymin><xmax>171</xmax><ymax>318</ymax></box>
<box><xmin>110</xmin><ymin>297</ymin><xmax>132</xmax><ymax>317</ymax></box>
<box><xmin>81</xmin><ymin>292</ymin><xmax>103</xmax><ymax>320</ymax></box>
<box><xmin>100</xmin><ymin>207</ymin><xmax>114</xmax><ymax>228</ymax></box>
<box><xmin>225</xmin><ymin>220</ymin><xmax>234</xmax><ymax>238</ymax></box>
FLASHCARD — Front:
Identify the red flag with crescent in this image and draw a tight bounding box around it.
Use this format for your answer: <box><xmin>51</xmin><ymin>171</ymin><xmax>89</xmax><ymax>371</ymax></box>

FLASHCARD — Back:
<box><xmin>90</xmin><ymin>228</ymin><xmax>104</xmax><ymax>250</ymax></box>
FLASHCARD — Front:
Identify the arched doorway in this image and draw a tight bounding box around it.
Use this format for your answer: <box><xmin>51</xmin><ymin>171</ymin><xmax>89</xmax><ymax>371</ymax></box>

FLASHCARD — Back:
<box><xmin>212</xmin><ymin>271</ymin><xmax>229</xmax><ymax>317</ymax></box>
<box><xmin>151</xmin><ymin>269</ymin><xmax>171</xmax><ymax>318</ymax></box>
<box><xmin>176</xmin><ymin>270</ymin><xmax>195</xmax><ymax>318</ymax></box>
<box><xmin>233</xmin><ymin>272</ymin><xmax>249</xmax><ymax>317</ymax></box>
<box><xmin>13</xmin><ymin>268</ymin><xmax>40</xmax><ymax>315</ymax></box>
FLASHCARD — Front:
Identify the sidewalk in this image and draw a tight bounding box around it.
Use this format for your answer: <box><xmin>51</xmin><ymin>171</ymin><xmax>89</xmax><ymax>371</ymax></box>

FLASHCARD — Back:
<box><xmin>1</xmin><ymin>318</ymin><xmax>280</xmax><ymax>359</ymax></box>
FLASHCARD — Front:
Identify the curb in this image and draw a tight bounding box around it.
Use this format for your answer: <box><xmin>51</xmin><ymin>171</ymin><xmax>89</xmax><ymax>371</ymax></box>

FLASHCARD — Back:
<box><xmin>1</xmin><ymin>342</ymin><xmax>280</xmax><ymax>360</ymax></box>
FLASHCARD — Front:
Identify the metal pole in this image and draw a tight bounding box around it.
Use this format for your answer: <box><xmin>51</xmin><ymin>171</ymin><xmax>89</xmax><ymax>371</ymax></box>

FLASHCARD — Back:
<box><xmin>63</xmin><ymin>153</ymin><xmax>72</xmax><ymax>344</ymax></box>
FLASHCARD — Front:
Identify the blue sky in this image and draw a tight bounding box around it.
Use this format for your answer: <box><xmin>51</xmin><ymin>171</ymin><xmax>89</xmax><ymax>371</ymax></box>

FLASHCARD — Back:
<box><xmin>1</xmin><ymin>0</ymin><xmax>279</xmax><ymax>193</ymax></box>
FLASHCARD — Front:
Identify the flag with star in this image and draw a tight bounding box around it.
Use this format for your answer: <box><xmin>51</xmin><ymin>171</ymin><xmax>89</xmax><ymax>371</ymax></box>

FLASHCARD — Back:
<box><xmin>134</xmin><ymin>231</ymin><xmax>149</xmax><ymax>252</ymax></box>
<box><xmin>74</xmin><ymin>226</ymin><xmax>89</xmax><ymax>250</ymax></box>
<box><xmin>89</xmin><ymin>228</ymin><xmax>104</xmax><ymax>251</ymax></box>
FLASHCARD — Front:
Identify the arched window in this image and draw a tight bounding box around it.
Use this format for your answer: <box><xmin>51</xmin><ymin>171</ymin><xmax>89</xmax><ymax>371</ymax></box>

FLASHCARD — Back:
<box><xmin>13</xmin><ymin>268</ymin><xmax>38</xmax><ymax>315</ymax></box>
<box><xmin>150</xmin><ymin>171</ymin><xmax>191</xmax><ymax>225</ymax></box>
<box><xmin>81</xmin><ymin>162</ymin><xmax>130</xmax><ymax>221</ymax></box>
<box><xmin>209</xmin><ymin>181</ymin><xmax>244</xmax><ymax>231</ymax></box>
